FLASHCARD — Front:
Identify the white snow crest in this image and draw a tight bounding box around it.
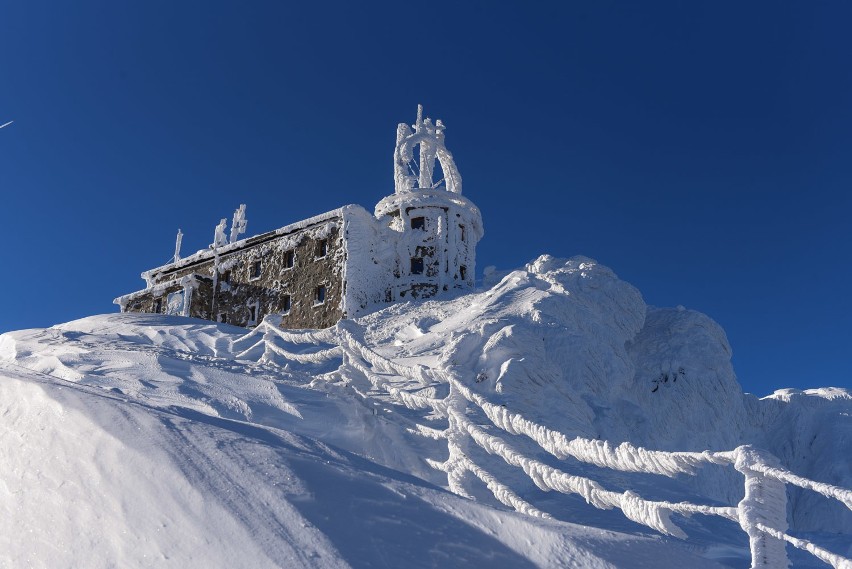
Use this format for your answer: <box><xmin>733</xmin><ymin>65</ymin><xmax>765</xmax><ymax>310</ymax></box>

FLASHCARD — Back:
<box><xmin>458</xmin><ymin>375</ymin><xmax>725</xmax><ymax>477</ymax></box>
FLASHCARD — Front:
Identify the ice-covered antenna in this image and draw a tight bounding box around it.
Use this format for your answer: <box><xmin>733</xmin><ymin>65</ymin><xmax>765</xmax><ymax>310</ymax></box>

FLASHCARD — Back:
<box><xmin>213</xmin><ymin>218</ymin><xmax>228</xmax><ymax>249</ymax></box>
<box><xmin>230</xmin><ymin>204</ymin><xmax>247</xmax><ymax>244</ymax></box>
<box><xmin>393</xmin><ymin>105</ymin><xmax>462</xmax><ymax>194</ymax></box>
<box><xmin>173</xmin><ymin>229</ymin><xmax>183</xmax><ymax>262</ymax></box>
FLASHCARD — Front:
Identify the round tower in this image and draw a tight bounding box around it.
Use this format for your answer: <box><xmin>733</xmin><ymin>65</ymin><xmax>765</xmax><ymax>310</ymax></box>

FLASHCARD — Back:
<box><xmin>375</xmin><ymin>105</ymin><xmax>484</xmax><ymax>300</ymax></box>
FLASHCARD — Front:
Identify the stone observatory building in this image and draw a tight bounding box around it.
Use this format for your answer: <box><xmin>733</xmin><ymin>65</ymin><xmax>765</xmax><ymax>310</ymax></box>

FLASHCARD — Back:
<box><xmin>115</xmin><ymin>106</ymin><xmax>484</xmax><ymax>329</ymax></box>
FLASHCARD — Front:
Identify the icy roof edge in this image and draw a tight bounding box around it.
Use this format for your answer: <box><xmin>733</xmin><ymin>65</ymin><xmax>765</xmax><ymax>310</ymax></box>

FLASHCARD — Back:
<box><xmin>141</xmin><ymin>205</ymin><xmax>367</xmax><ymax>281</ymax></box>
<box><xmin>374</xmin><ymin>189</ymin><xmax>484</xmax><ymax>238</ymax></box>
<box><xmin>375</xmin><ymin>189</ymin><xmax>481</xmax><ymax>216</ymax></box>
<box><xmin>114</xmin><ymin>273</ymin><xmax>210</xmax><ymax>306</ymax></box>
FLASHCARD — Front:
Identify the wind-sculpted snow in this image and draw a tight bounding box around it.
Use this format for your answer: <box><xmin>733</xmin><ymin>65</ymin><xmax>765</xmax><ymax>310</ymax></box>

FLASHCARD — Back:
<box><xmin>2</xmin><ymin>255</ymin><xmax>851</xmax><ymax>568</ymax></box>
<box><xmin>452</xmin><ymin>373</ymin><xmax>727</xmax><ymax>476</ymax></box>
<box><xmin>626</xmin><ymin>306</ymin><xmax>748</xmax><ymax>452</ymax></box>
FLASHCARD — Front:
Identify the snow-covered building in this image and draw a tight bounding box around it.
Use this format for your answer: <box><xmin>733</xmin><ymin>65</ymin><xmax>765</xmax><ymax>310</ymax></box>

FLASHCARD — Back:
<box><xmin>115</xmin><ymin>106</ymin><xmax>484</xmax><ymax>329</ymax></box>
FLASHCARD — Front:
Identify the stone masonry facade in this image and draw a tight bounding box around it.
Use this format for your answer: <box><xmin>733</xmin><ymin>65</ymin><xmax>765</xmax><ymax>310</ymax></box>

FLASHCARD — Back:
<box><xmin>118</xmin><ymin>215</ymin><xmax>345</xmax><ymax>329</ymax></box>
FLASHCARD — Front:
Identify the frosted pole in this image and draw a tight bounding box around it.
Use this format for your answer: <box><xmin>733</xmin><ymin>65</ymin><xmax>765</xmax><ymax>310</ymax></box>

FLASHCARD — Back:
<box><xmin>734</xmin><ymin>447</ymin><xmax>790</xmax><ymax>569</ymax></box>
<box><xmin>230</xmin><ymin>204</ymin><xmax>247</xmax><ymax>244</ymax></box>
<box><xmin>418</xmin><ymin>119</ymin><xmax>437</xmax><ymax>189</ymax></box>
<box><xmin>213</xmin><ymin>219</ymin><xmax>228</xmax><ymax>249</ymax></box>
<box><xmin>174</xmin><ymin>229</ymin><xmax>183</xmax><ymax>263</ymax></box>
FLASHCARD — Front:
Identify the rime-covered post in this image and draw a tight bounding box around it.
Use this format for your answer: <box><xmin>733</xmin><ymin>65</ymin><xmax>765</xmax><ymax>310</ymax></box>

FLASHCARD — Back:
<box><xmin>230</xmin><ymin>204</ymin><xmax>247</xmax><ymax>244</ymax></box>
<box><xmin>173</xmin><ymin>229</ymin><xmax>183</xmax><ymax>263</ymax></box>
<box><xmin>213</xmin><ymin>219</ymin><xmax>228</xmax><ymax>249</ymax></box>
<box><xmin>733</xmin><ymin>446</ymin><xmax>790</xmax><ymax>569</ymax></box>
<box><xmin>443</xmin><ymin>380</ymin><xmax>474</xmax><ymax>498</ymax></box>
<box><xmin>415</xmin><ymin>111</ymin><xmax>438</xmax><ymax>190</ymax></box>
<box><xmin>211</xmin><ymin>218</ymin><xmax>228</xmax><ymax>317</ymax></box>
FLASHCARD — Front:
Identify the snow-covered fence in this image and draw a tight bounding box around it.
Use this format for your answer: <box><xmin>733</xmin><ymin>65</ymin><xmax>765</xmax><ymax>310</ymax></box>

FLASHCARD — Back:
<box><xmin>457</xmin><ymin>373</ymin><xmax>852</xmax><ymax>567</ymax></box>
<box><xmin>251</xmin><ymin>321</ymin><xmax>852</xmax><ymax>569</ymax></box>
<box><xmin>444</xmin><ymin>370</ymin><xmax>852</xmax><ymax>569</ymax></box>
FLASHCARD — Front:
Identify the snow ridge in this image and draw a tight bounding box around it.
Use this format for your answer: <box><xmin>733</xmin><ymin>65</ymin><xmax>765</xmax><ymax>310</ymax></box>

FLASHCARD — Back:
<box><xmin>2</xmin><ymin>255</ymin><xmax>851</xmax><ymax>568</ymax></box>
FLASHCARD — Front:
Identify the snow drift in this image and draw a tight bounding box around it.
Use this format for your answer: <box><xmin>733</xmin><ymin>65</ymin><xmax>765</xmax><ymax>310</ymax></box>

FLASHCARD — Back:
<box><xmin>1</xmin><ymin>255</ymin><xmax>850</xmax><ymax>568</ymax></box>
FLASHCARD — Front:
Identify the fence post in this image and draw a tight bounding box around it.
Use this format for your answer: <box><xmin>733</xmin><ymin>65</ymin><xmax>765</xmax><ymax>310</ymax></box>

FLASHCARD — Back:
<box><xmin>733</xmin><ymin>446</ymin><xmax>790</xmax><ymax>569</ymax></box>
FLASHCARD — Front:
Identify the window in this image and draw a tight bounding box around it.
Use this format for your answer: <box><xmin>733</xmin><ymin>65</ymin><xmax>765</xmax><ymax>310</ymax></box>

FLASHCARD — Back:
<box><xmin>248</xmin><ymin>304</ymin><xmax>257</xmax><ymax>325</ymax></box>
<box><xmin>221</xmin><ymin>270</ymin><xmax>231</xmax><ymax>284</ymax></box>
<box><xmin>282</xmin><ymin>294</ymin><xmax>291</xmax><ymax>313</ymax></box>
<box><xmin>152</xmin><ymin>298</ymin><xmax>162</xmax><ymax>313</ymax></box>
<box><xmin>459</xmin><ymin>225</ymin><xmax>466</xmax><ymax>242</ymax></box>
<box><xmin>411</xmin><ymin>216</ymin><xmax>425</xmax><ymax>230</ymax></box>
<box><xmin>315</xmin><ymin>285</ymin><xmax>327</xmax><ymax>305</ymax></box>
<box><xmin>218</xmin><ymin>312</ymin><xmax>228</xmax><ymax>324</ymax></box>
<box><xmin>460</xmin><ymin>265</ymin><xmax>468</xmax><ymax>281</ymax></box>
<box><xmin>166</xmin><ymin>290</ymin><xmax>185</xmax><ymax>316</ymax></box>
<box><xmin>250</xmin><ymin>260</ymin><xmax>262</xmax><ymax>280</ymax></box>
<box><xmin>284</xmin><ymin>250</ymin><xmax>294</xmax><ymax>269</ymax></box>
<box><xmin>410</xmin><ymin>257</ymin><xmax>424</xmax><ymax>275</ymax></box>
<box><xmin>316</xmin><ymin>239</ymin><xmax>328</xmax><ymax>258</ymax></box>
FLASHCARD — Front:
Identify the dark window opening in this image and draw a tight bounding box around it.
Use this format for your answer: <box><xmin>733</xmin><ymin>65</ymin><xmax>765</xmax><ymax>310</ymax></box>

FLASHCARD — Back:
<box><xmin>410</xmin><ymin>257</ymin><xmax>424</xmax><ymax>275</ymax></box>
<box><xmin>460</xmin><ymin>265</ymin><xmax>468</xmax><ymax>281</ymax></box>
<box><xmin>152</xmin><ymin>298</ymin><xmax>162</xmax><ymax>313</ymax></box>
<box><xmin>221</xmin><ymin>270</ymin><xmax>231</xmax><ymax>284</ymax></box>
<box><xmin>459</xmin><ymin>225</ymin><xmax>466</xmax><ymax>242</ymax></box>
<box><xmin>283</xmin><ymin>294</ymin><xmax>292</xmax><ymax>313</ymax></box>
<box><xmin>315</xmin><ymin>285</ymin><xmax>327</xmax><ymax>304</ymax></box>
<box><xmin>284</xmin><ymin>250</ymin><xmax>294</xmax><ymax>268</ymax></box>
<box><xmin>250</xmin><ymin>260</ymin><xmax>262</xmax><ymax>279</ymax></box>
<box><xmin>411</xmin><ymin>216</ymin><xmax>425</xmax><ymax>230</ymax></box>
<box><xmin>248</xmin><ymin>305</ymin><xmax>257</xmax><ymax>323</ymax></box>
<box><xmin>316</xmin><ymin>239</ymin><xmax>328</xmax><ymax>258</ymax></box>
<box><xmin>218</xmin><ymin>313</ymin><xmax>228</xmax><ymax>324</ymax></box>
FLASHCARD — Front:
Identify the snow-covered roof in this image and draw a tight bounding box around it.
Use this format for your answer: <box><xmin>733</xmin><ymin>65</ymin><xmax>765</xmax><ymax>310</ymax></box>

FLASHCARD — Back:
<box><xmin>114</xmin><ymin>272</ymin><xmax>211</xmax><ymax>306</ymax></box>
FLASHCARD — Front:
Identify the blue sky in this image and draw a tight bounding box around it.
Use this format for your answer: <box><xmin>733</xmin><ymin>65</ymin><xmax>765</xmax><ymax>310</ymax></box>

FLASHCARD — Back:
<box><xmin>1</xmin><ymin>1</ymin><xmax>850</xmax><ymax>396</ymax></box>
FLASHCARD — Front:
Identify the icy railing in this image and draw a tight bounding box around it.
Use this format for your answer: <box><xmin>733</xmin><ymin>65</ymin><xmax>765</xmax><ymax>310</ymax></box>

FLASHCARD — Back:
<box><xmin>238</xmin><ymin>320</ymin><xmax>852</xmax><ymax>569</ymax></box>
<box><xmin>330</xmin><ymin>324</ymin><xmax>852</xmax><ymax>569</ymax></box>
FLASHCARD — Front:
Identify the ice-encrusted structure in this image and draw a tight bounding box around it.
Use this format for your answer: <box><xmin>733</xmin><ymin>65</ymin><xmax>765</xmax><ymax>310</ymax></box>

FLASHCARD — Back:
<box><xmin>372</xmin><ymin>104</ymin><xmax>483</xmax><ymax>302</ymax></box>
<box><xmin>116</xmin><ymin>106</ymin><xmax>483</xmax><ymax>329</ymax></box>
<box><xmin>323</xmin><ymin>105</ymin><xmax>483</xmax><ymax>311</ymax></box>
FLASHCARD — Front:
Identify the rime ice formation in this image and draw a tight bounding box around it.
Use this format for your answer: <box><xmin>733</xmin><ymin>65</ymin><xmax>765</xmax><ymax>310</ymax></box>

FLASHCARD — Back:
<box><xmin>173</xmin><ymin>228</ymin><xmax>183</xmax><ymax>263</ymax></box>
<box><xmin>393</xmin><ymin>104</ymin><xmax>463</xmax><ymax>194</ymax></box>
<box><xmin>229</xmin><ymin>203</ymin><xmax>247</xmax><ymax>244</ymax></box>
<box><xmin>4</xmin><ymin>255</ymin><xmax>852</xmax><ymax>568</ymax></box>
<box><xmin>212</xmin><ymin>217</ymin><xmax>228</xmax><ymax>249</ymax></box>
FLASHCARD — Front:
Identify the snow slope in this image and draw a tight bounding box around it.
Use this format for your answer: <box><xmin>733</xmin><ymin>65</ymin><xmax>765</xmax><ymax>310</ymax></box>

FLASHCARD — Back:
<box><xmin>1</xmin><ymin>255</ymin><xmax>850</xmax><ymax>568</ymax></box>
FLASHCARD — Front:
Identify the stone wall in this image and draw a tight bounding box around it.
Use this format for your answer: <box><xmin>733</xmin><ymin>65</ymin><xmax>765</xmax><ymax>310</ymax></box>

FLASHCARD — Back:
<box><xmin>122</xmin><ymin>221</ymin><xmax>345</xmax><ymax>330</ymax></box>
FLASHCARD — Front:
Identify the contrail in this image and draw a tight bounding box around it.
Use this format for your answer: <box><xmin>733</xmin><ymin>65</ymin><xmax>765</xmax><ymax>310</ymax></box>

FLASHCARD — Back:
<box><xmin>0</xmin><ymin>121</ymin><xmax>13</xmax><ymax>129</ymax></box>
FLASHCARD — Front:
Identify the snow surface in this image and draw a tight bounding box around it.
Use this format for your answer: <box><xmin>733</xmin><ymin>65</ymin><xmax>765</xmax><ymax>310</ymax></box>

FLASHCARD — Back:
<box><xmin>2</xmin><ymin>255</ymin><xmax>851</xmax><ymax>568</ymax></box>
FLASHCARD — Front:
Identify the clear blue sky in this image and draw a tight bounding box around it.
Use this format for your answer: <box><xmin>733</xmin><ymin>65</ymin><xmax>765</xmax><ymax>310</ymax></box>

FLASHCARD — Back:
<box><xmin>1</xmin><ymin>1</ymin><xmax>850</xmax><ymax>396</ymax></box>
